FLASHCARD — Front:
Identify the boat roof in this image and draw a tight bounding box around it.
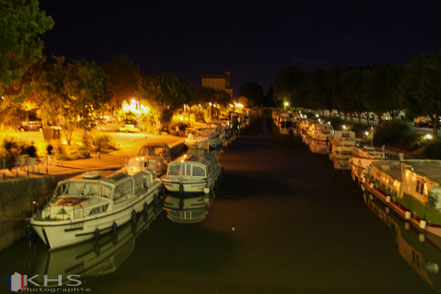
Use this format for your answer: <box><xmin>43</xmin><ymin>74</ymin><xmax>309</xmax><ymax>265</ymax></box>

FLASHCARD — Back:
<box><xmin>70</xmin><ymin>170</ymin><xmax>117</xmax><ymax>180</ymax></box>
<box><xmin>170</xmin><ymin>153</ymin><xmax>217</xmax><ymax>167</ymax></box>
<box><xmin>139</xmin><ymin>140</ymin><xmax>185</xmax><ymax>149</ymax></box>
<box><xmin>372</xmin><ymin>160</ymin><xmax>441</xmax><ymax>184</ymax></box>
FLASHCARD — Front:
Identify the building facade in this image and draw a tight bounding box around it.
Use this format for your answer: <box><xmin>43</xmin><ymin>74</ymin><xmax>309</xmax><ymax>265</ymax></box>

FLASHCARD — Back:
<box><xmin>201</xmin><ymin>70</ymin><xmax>233</xmax><ymax>97</ymax></box>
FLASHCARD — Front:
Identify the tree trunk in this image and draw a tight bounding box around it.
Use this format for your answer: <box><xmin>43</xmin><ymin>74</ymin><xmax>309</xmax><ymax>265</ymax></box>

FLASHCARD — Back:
<box><xmin>431</xmin><ymin>115</ymin><xmax>439</xmax><ymax>136</ymax></box>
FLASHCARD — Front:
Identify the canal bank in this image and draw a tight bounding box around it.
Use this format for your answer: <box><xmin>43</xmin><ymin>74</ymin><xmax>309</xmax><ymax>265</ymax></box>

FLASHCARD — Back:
<box><xmin>0</xmin><ymin>173</ymin><xmax>80</xmax><ymax>251</ymax></box>
<box><xmin>0</xmin><ymin>113</ymin><xmax>438</xmax><ymax>293</ymax></box>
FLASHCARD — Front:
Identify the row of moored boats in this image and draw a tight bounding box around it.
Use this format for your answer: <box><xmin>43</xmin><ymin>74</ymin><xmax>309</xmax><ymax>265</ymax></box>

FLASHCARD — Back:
<box><xmin>274</xmin><ymin>109</ymin><xmax>441</xmax><ymax>243</ymax></box>
<box><xmin>30</xmin><ymin>113</ymin><xmax>249</xmax><ymax>250</ymax></box>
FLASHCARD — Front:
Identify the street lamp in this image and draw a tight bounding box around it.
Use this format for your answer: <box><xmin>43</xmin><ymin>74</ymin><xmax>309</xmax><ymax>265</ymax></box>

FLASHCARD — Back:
<box><xmin>284</xmin><ymin>101</ymin><xmax>289</xmax><ymax>109</ymax></box>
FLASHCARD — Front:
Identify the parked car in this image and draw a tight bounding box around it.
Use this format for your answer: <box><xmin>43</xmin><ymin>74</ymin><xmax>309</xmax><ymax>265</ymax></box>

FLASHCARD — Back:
<box><xmin>119</xmin><ymin>124</ymin><xmax>140</xmax><ymax>133</ymax></box>
<box><xmin>97</xmin><ymin>118</ymin><xmax>121</xmax><ymax>132</ymax></box>
<box><xmin>19</xmin><ymin>120</ymin><xmax>42</xmax><ymax>132</ymax></box>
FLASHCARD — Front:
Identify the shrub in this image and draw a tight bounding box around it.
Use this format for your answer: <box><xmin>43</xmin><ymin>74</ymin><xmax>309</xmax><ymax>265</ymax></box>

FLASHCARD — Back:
<box><xmin>1</xmin><ymin>137</ymin><xmax>30</xmax><ymax>169</ymax></box>
<box><xmin>90</xmin><ymin>133</ymin><xmax>118</xmax><ymax>154</ymax></box>
<box><xmin>55</xmin><ymin>144</ymin><xmax>90</xmax><ymax>160</ymax></box>
<box><xmin>373</xmin><ymin>120</ymin><xmax>419</xmax><ymax>150</ymax></box>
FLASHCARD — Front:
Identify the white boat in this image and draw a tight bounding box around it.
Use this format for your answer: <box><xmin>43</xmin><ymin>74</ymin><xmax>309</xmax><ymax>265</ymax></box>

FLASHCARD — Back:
<box><xmin>349</xmin><ymin>146</ymin><xmax>385</xmax><ymax>184</ymax></box>
<box><xmin>31</xmin><ymin>210</ymin><xmax>157</xmax><ymax>285</ymax></box>
<box><xmin>307</xmin><ymin>123</ymin><xmax>334</xmax><ymax>142</ymax></box>
<box><xmin>124</xmin><ymin>142</ymin><xmax>187</xmax><ymax>176</ymax></box>
<box><xmin>185</xmin><ymin>127</ymin><xmax>222</xmax><ymax>149</ymax></box>
<box><xmin>328</xmin><ymin>131</ymin><xmax>356</xmax><ymax>169</ymax></box>
<box><xmin>163</xmin><ymin>194</ymin><xmax>214</xmax><ymax>223</ymax></box>
<box><xmin>30</xmin><ymin>170</ymin><xmax>163</xmax><ymax>250</ymax></box>
<box><xmin>162</xmin><ymin>151</ymin><xmax>222</xmax><ymax>194</ymax></box>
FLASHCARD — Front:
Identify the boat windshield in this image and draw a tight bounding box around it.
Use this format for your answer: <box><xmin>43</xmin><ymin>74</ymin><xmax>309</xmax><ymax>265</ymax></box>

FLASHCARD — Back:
<box><xmin>137</xmin><ymin>146</ymin><xmax>164</xmax><ymax>157</ymax></box>
<box><xmin>168</xmin><ymin>164</ymin><xmax>182</xmax><ymax>176</ymax></box>
<box><xmin>55</xmin><ymin>181</ymin><xmax>112</xmax><ymax>198</ymax></box>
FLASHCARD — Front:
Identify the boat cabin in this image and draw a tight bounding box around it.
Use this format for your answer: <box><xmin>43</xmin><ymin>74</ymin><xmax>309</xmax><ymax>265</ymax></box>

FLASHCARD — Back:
<box><xmin>370</xmin><ymin>160</ymin><xmax>441</xmax><ymax>206</ymax></box>
<box><xmin>166</xmin><ymin>153</ymin><xmax>218</xmax><ymax>180</ymax></box>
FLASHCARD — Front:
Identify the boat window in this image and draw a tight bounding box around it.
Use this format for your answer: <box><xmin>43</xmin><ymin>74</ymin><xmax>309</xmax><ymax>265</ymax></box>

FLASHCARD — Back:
<box><xmin>185</xmin><ymin>164</ymin><xmax>192</xmax><ymax>176</ymax></box>
<box><xmin>135</xmin><ymin>178</ymin><xmax>146</xmax><ymax>194</ymax></box>
<box><xmin>66</xmin><ymin>182</ymin><xmax>86</xmax><ymax>195</ymax></box>
<box><xmin>416</xmin><ymin>180</ymin><xmax>425</xmax><ymax>195</ymax></box>
<box><xmin>193</xmin><ymin>166</ymin><xmax>206</xmax><ymax>177</ymax></box>
<box><xmin>55</xmin><ymin>183</ymin><xmax>67</xmax><ymax>196</ymax></box>
<box><xmin>88</xmin><ymin>204</ymin><xmax>109</xmax><ymax>216</ymax></box>
<box><xmin>100</xmin><ymin>185</ymin><xmax>113</xmax><ymax>198</ymax></box>
<box><xmin>168</xmin><ymin>164</ymin><xmax>181</xmax><ymax>176</ymax></box>
<box><xmin>114</xmin><ymin>180</ymin><xmax>133</xmax><ymax>201</ymax></box>
<box><xmin>83</xmin><ymin>183</ymin><xmax>99</xmax><ymax>196</ymax></box>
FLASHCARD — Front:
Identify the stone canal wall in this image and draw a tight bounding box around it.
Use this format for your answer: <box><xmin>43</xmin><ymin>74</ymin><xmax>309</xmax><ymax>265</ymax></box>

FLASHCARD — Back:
<box><xmin>0</xmin><ymin>172</ymin><xmax>80</xmax><ymax>251</ymax></box>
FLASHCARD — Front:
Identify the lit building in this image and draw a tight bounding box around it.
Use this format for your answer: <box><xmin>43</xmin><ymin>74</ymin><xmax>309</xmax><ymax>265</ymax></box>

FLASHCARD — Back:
<box><xmin>201</xmin><ymin>70</ymin><xmax>233</xmax><ymax>97</ymax></box>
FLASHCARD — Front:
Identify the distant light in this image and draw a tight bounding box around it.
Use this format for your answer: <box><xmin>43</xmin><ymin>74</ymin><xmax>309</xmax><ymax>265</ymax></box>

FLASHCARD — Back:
<box><xmin>198</xmin><ymin>104</ymin><xmax>202</xmax><ymax>107</ymax></box>
<box><xmin>328</xmin><ymin>121</ymin><xmax>331</xmax><ymax>125</ymax></box>
<box><xmin>213</xmin><ymin>104</ymin><xmax>217</xmax><ymax>107</ymax></box>
<box><xmin>365</xmin><ymin>131</ymin><xmax>369</xmax><ymax>136</ymax></box>
<box><xmin>209</xmin><ymin>102</ymin><xmax>212</xmax><ymax>106</ymax></box>
<box><xmin>318</xmin><ymin>118</ymin><xmax>321</xmax><ymax>122</ymax></box>
<box><xmin>232</xmin><ymin>227</ymin><xmax>235</xmax><ymax>231</ymax></box>
<box><xmin>284</xmin><ymin>102</ymin><xmax>289</xmax><ymax>106</ymax></box>
<box><xmin>426</xmin><ymin>134</ymin><xmax>433</xmax><ymax>140</ymax></box>
<box><xmin>1</xmin><ymin>96</ymin><xmax>4</xmax><ymax>100</ymax></box>
<box><xmin>315</xmin><ymin>114</ymin><xmax>319</xmax><ymax>118</ymax></box>
<box><xmin>342</xmin><ymin>125</ymin><xmax>347</xmax><ymax>129</ymax></box>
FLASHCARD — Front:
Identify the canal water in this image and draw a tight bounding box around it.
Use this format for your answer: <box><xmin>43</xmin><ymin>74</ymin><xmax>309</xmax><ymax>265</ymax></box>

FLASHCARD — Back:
<box><xmin>0</xmin><ymin>112</ymin><xmax>439</xmax><ymax>293</ymax></box>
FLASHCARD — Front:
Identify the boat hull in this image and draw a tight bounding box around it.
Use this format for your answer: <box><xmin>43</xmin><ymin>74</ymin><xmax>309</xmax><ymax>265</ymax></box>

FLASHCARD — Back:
<box><xmin>31</xmin><ymin>182</ymin><xmax>163</xmax><ymax>250</ymax></box>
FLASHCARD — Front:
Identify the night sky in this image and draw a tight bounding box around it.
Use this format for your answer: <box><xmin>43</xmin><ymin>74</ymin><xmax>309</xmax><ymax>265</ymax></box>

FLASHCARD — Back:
<box><xmin>39</xmin><ymin>0</ymin><xmax>441</xmax><ymax>95</ymax></box>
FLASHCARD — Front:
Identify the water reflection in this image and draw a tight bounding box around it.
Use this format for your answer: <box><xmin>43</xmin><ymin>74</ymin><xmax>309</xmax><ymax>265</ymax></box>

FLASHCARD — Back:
<box><xmin>163</xmin><ymin>193</ymin><xmax>214</xmax><ymax>223</ymax></box>
<box><xmin>27</xmin><ymin>200</ymin><xmax>163</xmax><ymax>286</ymax></box>
<box><xmin>365</xmin><ymin>195</ymin><xmax>441</xmax><ymax>291</ymax></box>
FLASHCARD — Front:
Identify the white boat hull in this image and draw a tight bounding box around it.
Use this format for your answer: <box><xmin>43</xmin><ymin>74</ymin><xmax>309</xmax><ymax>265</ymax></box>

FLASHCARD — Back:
<box><xmin>31</xmin><ymin>182</ymin><xmax>163</xmax><ymax>250</ymax></box>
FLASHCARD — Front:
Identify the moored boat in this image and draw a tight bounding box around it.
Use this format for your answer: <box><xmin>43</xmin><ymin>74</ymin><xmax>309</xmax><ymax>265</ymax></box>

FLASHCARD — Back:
<box><xmin>124</xmin><ymin>142</ymin><xmax>187</xmax><ymax>176</ymax></box>
<box><xmin>349</xmin><ymin>146</ymin><xmax>385</xmax><ymax>184</ymax></box>
<box><xmin>328</xmin><ymin>131</ymin><xmax>356</xmax><ymax>169</ymax></box>
<box><xmin>30</xmin><ymin>170</ymin><xmax>163</xmax><ymax>250</ymax></box>
<box><xmin>365</xmin><ymin>159</ymin><xmax>441</xmax><ymax>240</ymax></box>
<box><xmin>162</xmin><ymin>151</ymin><xmax>222</xmax><ymax>194</ymax></box>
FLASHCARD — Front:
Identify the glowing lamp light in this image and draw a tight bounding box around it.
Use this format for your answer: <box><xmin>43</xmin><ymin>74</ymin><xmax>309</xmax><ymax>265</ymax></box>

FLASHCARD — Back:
<box><xmin>229</xmin><ymin>104</ymin><xmax>234</xmax><ymax>108</ymax></box>
<box><xmin>209</xmin><ymin>102</ymin><xmax>212</xmax><ymax>106</ymax></box>
<box><xmin>284</xmin><ymin>102</ymin><xmax>289</xmax><ymax>107</ymax></box>
<box><xmin>213</xmin><ymin>104</ymin><xmax>217</xmax><ymax>107</ymax></box>
<box><xmin>198</xmin><ymin>104</ymin><xmax>202</xmax><ymax>108</ymax></box>
<box><xmin>328</xmin><ymin>121</ymin><xmax>331</xmax><ymax>125</ymax></box>
<box><xmin>426</xmin><ymin>134</ymin><xmax>433</xmax><ymax>140</ymax></box>
<box><xmin>365</xmin><ymin>131</ymin><xmax>369</xmax><ymax>136</ymax></box>
<box><xmin>318</xmin><ymin>118</ymin><xmax>321</xmax><ymax>122</ymax></box>
<box><xmin>315</xmin><ymin>114</ymin><xmax>319</xmax><ymax>118</ymax></box>
<box><xmin>342</xmin><ymin>125</ymin><xmax>347</xmax><ymax>130</ymax></box>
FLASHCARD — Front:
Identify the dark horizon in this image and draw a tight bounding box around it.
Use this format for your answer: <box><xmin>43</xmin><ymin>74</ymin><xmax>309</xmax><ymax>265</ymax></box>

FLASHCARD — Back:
<box><xmin>39</xmin><ymin>0</ymin><xmax>441</xmax><ymax>95</ymax></box>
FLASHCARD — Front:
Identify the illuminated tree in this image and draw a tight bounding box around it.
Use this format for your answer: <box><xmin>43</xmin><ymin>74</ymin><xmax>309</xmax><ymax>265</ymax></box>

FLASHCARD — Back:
<box><xmin>401</xmin><ymin>54</ymin><xmax>441</xmax><ymax>135</ymax></box>
<box><xmin>0</xmin><ymin>0</ymin><xmax>53</xmax><ymax>92</ymax></box>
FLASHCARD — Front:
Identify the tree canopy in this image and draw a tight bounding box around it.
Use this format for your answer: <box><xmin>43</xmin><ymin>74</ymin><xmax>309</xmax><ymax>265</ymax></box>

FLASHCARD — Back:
<box><xmin>0</xmin><ymin>0</ymin><xmax>54</xmax><ymax>92</ymax></box>
<box><xmin>239</xmin><ymin>82</ymin><xmax>264</xmax><ymax>107</ymax></box>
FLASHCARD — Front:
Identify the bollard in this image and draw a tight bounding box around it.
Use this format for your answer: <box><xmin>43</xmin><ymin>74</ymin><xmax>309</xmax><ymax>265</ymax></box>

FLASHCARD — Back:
<box><xmin>2</xmin><ymin>158</ymin><xmax>5</xmax><ymax>180</ymax></box>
